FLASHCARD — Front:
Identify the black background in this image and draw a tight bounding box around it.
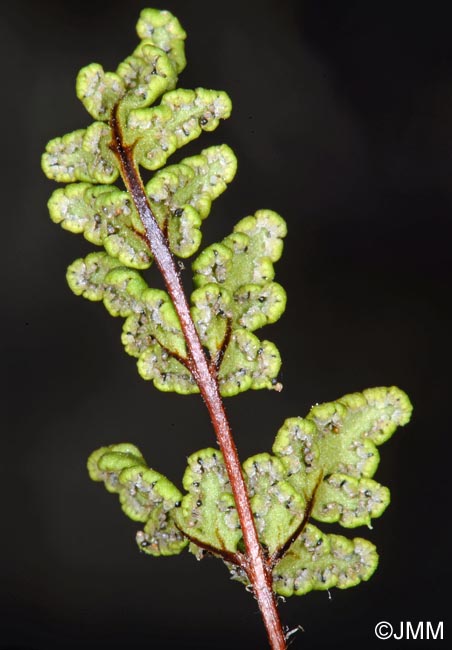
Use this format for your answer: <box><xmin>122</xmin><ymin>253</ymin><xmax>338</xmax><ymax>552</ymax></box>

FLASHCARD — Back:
<box><xmin>1</xmin><ymin>1</ymin><xmax>451</xmax><ymax>648</ymax></box>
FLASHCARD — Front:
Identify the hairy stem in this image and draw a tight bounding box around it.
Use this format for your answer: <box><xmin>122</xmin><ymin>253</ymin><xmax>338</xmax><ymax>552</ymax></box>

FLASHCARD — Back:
<box><xmin>110</xmin><ymin>108</ymin><xmax>287</xmax><ymax>650</ymax></box>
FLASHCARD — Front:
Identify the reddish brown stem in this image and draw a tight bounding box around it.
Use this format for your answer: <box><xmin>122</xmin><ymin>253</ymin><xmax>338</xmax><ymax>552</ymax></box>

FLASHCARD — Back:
<box><xmin>111</xmin><ymin>112</ymin><xmax>286</xmax><ymax>650</ymax></box>
<box><xmin>110</xmin><ymin>108</ymin><xmax>287</xmax><ymax>650</ymax></box>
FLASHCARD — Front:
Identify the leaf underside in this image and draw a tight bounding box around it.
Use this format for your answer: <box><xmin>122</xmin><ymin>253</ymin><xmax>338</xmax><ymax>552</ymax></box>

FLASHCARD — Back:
<box><xmin>43</xmin><ymin>8</ymin><xmax>413</xmax><ymax>600</ymax></box>
<box><xmin>88</xmin><ymin>386</ymin><xmax>412</xmax><ymax>595</ymax></box>
<box><xmin>42</xmin><ymin>7</ymin><xmax>285</xmax><ymax>398</ymax></box>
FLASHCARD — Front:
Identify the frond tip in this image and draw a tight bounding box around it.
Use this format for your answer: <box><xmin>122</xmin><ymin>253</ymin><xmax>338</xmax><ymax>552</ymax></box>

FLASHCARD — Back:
<box><xmin>76</xmin><ymin>9</ymin><xmax>186</xmax><ymax>121</ymax></box>
<box><xmin>42</xmin><ymin>5</ymin><xmax>285</xmax><ymax>397</ymax></box>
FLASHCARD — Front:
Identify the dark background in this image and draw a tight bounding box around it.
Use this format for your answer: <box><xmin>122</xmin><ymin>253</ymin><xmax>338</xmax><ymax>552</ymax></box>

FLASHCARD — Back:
<box><xmin>1</xmin><ymin>0</ymin><xmax>451</xmax><ymax>648</ymax></box>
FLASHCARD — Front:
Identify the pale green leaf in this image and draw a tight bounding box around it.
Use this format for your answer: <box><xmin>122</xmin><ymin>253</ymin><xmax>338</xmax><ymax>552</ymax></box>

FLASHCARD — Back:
<box><xmin>242</xmin><ymin>453</ymin><xmax>305</xmax><ymax>555</ymax></box>
<box><xmin>190</xmin><ymin>284</ymin><xmax>230</xmax><ymax>360</ymax></box>
<box><xmin>67</xmin><ymin>254</ymin><xmax>195</xmax><ymax>392</ymax></box>
<box><xmin>272</xmin><ymin>524</ymin><xmax>378</xmax><ymax>597</ymax></box>
<box><xmin>127</xmin><ymin>88</ymin><xmax>232</xmax><ymax>170</ymax></box>
<box><xmin>218</xmin><ymin>329</ymin><xmax>281</xmax><ymax>397</ymax></box>
<box><xmin>135</xmin><ymin>8</ymin><xmax>187</xmax><ymax>74</ymax></box>
<box><xmin>314</xmin><ymin>474</ymin><xmax>390</xmax><ymax>528</ymax></box>
<box><xmin>121</xmin><ymin>287</ymin><xmax>186</xmax><ymax>358</ymax></box>
<box><xmin>272</xmin><ymin>387</ymin><xmax>413</xmax><ymax>527</ymax></box>
<box><xmin>42</xmin><ymin>122</ymin><xmax>118</xmax><ymax>184</ymax></box>
<box><xmin>87</xmin><ymin>442</ymin><xmax>146</xmax><ymax>492</ymax></box>
<box><xmin>116</xmin><ymin>40</ymin><xmax>176</xmax><ymax>112</ymax></box>
<box><xmin>136</xmin><ymin>512</ymin><xmax>188</xmax><ymax>557</ymax></box>
<box><xmin>48</xmin><ymin>183</ymin><xmax>152</xmax><ymax>269</ymax></box>
<box><xmin>88</xmin><ymin>443</ymin><xmax>187</xmax><ymax>556</ymax></box>
<box><xmin>137</xmin><ymin>343</ymin><xmax>198</xmax><ymax>394</ymax></box>
<box><xmin>190</xmin><ymin>210</ymin><xmax>286</xmax><ymax>394</ymax></box>
<box><xmin>176</xmin><ymin>448</ymin><xmax>241</xmax><ymax>553</ymax></box>
<box><xmin>146</xmin><ymin>144</ymin><xmax>237</xmax><ymax>257</ymax></box>
<box><xmin>66</xmin><ymin>251</ymin><xmax>123</xmax><ymax>302</ymax></box>
<box><xmin>76</xmin><ymin>7</ymin><xmax>186</xmax><ymax>121</ymax></box>
<box><xmin>101</xmin><ymin>266</ymin><xmax>149</xmax><ymax>317</ymax></box>
<box><xmin>76</xmin><ymin>63</ymin><xmax>125</xmax><ymax>121</ymax></box>
<box><xmin>192</xmin><ymin>210</ymin><xmax>287</xmax><ymax>332</ymax></box>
